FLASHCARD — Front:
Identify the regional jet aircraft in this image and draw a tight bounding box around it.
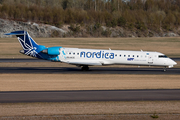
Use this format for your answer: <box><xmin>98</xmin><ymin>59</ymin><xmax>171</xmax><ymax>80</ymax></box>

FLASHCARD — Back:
<box><xmin>5</xmin><ymin>31</ymin><xmax>177</xmax><ymax>71</ymax></box>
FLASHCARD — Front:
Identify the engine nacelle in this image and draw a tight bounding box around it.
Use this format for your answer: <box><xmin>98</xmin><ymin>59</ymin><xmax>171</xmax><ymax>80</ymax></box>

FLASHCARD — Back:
<box><xmin>41</xmin><ymin>47</ymin><xmax>60</xmax><ymax>55</ymax></box>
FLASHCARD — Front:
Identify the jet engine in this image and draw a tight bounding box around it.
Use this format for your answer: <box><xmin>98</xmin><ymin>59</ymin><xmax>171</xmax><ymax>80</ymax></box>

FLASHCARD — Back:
<box><xmin>41</xmin><ymin>47</ymin><xmax>60</xmax><ymax>55</ymax></box>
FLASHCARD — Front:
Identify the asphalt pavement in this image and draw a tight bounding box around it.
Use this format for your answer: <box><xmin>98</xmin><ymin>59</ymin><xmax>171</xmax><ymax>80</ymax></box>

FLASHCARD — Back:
<box><xmin>0</xmin><ymin>67</ymin><xmax>179</xmax><ymax>74</ymax></box>
<box><xmin>0</xmin><ymin>89</ymin><xmax>180</xmax><ymax>103</ymax></box>
<box><xmin>0</xmin><ymin>58</ymin><xmax>179</xmax><ymax>103</ymax></box>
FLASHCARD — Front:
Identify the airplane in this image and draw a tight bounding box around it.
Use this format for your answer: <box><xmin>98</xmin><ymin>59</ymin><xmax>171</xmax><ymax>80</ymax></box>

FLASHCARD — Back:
<box><xmin>5</xmin><ymin>31</ymin><xmax>177</xmax><ymax>71</ymax></box>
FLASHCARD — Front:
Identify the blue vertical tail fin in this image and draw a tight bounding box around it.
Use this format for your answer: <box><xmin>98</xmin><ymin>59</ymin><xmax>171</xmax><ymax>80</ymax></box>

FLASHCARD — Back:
<box><xmin>5</xmin><ymin>31</ymin><xmax>44</xmax><ymax>58</ymax></box>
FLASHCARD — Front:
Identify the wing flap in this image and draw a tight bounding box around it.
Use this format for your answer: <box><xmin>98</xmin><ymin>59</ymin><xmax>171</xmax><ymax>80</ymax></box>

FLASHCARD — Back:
<box><xmin>66</xmin><ymin>59</ymin><xmax>102</xmax><ymax>66</ymax></box>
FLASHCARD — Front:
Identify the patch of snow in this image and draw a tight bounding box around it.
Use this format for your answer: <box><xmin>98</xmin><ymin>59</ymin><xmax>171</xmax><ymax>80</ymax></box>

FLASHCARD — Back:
<box><xmin>33</xmin><ymin>23</ymin><xmax>39</xmax><ymax>27</ymax></box>
<box><xmin>50</xmin><ymin>26</ymin><xmax>67</xmax><ymax>33</ymax></box>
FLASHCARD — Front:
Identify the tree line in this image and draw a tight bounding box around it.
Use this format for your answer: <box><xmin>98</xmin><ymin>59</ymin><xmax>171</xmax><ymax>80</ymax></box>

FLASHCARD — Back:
<box><xmin>0</xmin><ymin>0</ymin><xmax>180</xmax><ymax>32</ymax></box>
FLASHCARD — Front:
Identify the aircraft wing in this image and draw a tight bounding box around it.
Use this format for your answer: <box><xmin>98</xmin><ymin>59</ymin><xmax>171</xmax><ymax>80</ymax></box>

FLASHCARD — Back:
<box><xmin>65</xmin><ymin>59</ymin><xmax>103</xmax><ymax>66</ymax></box>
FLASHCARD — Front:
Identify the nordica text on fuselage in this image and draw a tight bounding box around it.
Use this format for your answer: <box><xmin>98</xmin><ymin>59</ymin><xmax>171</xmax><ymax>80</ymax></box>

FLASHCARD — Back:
<box><xmin>80</xmin><ymin>51</ymin><xmax>114</xmax><ymax>59</ymax></box>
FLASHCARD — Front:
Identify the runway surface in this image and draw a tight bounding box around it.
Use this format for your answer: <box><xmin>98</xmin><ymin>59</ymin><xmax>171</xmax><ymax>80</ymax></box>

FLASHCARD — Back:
<box><xmin>0</xmin><ymin>58</ymin><xmax>179</xmax><ymax>74</ymax></box>
<box><xmin>0</xmin><ymin>67</ymin><xmax>180</xmax><ymax>74</ymax></box>
<box><xmin>0</xmin><ymin>89</ymin><xmax>180</xmax><ymax>103</ymax></box>
<box><xmin>0</xmin><ymin>59</ymin><xmax>179</xmax><ymax>103</ymax></box>
<box><xmin>0</xmin><ymin>58</ymin><xmax>179</xmax><ymax>62</ymax></box>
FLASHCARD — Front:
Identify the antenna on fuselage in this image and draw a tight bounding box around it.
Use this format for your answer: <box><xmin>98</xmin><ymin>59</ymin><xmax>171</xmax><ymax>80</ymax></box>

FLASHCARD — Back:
<box><xmin>109</xmin><ymin>48</ymin><xmax>111</xmax><ymax>50</ymax></box>
<box><xmin>141</xmin><ymin>49</ymin><xmax>143</xmax><ymax>52</ymax></box>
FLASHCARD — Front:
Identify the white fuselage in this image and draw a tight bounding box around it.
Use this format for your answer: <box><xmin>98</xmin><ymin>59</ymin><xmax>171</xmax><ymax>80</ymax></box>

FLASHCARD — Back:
<box><xmin>5</xmin><ymin>31</ymin><xmax>177</xmax><ymax>69</ymax></box>
<box><xmin>58</xmin><ymin>48</ymin><xmax>177</xmax><ymax>68</ymax></box>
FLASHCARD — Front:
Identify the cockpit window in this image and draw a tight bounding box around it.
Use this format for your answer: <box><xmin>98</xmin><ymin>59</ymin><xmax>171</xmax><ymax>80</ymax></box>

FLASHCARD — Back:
<box><xmin>158</xmin><ymin>55</ymin><xmax>168</xmax><ymax>58</ymax></box>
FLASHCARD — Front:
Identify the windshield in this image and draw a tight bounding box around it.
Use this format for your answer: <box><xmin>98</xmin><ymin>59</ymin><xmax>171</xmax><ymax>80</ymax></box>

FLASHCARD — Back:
<box><xmin>158</xmin><ymin>55</ymin><xmax>168</xmax><ymax>58</ymax></box>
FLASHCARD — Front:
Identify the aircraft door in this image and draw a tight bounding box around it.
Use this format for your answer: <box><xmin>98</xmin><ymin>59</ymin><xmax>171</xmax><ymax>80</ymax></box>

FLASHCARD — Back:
<box><xmin>148</xmin><ymin>55</ymin><xmax>153</xmax><ymax>64</ymax></box>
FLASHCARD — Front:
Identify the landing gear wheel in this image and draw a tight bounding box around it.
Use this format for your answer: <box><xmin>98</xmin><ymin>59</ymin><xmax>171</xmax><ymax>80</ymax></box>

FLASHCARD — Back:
<box><xmin>81</xmin><ymin>66</ymin><xmax>89</xmax><ymax>71</ymax></box>
<box><xmin>163</xmin><ymin>67</ymin><xmax>167</xmax><ymax>72</ymax></box>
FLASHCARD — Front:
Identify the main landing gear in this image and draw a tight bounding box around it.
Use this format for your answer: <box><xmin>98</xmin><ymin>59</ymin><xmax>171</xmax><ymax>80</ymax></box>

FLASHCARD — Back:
<box><xmin>81</xmin><ymin>65</ymin><xmax>89</xmax><ymax>71</ymax></box>
<box><xmin>163</xmin><ymin>67</ymin><xmax>167</xmax><ymax>72</ymax></box>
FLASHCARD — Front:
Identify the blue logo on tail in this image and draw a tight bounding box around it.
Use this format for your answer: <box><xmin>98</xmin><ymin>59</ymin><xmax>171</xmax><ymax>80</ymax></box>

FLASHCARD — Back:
<box><xmin>5</xmin><ymin>31</ymin><xmax>61</xmax><ymax>61</ymax></box>
<box><xmin>5</xmin><ymin>31</ymin><xmax>42</xmax><ymax>57</ymax></box>
<box><xmin>17</xmin><ymin>32</ymin><xmax>39</xmax><ymax>57</ymax></box>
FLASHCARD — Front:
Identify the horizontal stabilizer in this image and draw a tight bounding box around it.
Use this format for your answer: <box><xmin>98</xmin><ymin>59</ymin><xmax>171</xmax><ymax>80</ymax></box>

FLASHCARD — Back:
<box><xmin>4</xmin><ymin>31</ymin><xmax>25</xmax><ymax>35</ymax></box>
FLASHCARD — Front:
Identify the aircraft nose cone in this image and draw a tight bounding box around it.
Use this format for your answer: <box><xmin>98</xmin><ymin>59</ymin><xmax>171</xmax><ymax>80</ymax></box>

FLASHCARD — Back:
<box><xmin>170</xmin><ymin>59</ymin><xmax>177</xmax><ymax>65</ymax></box>
<box><xmin>168</xmin><ymin>59</ymin><xmax>177</xmax><ymax>68</ymax></box>
<box><xmin>173</xmin><ymin>61</ymin><xmax>177</xmax><ymax>65</ymax></box>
